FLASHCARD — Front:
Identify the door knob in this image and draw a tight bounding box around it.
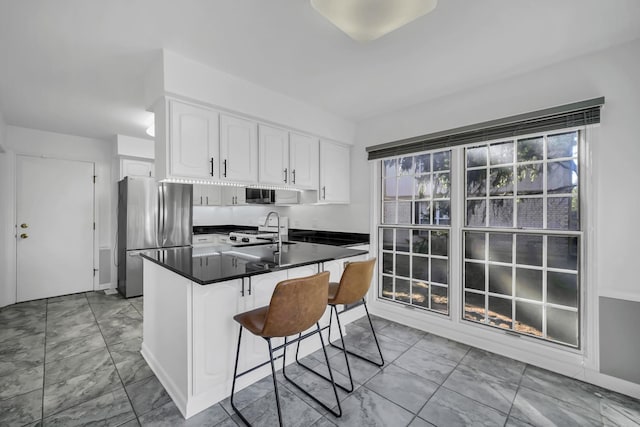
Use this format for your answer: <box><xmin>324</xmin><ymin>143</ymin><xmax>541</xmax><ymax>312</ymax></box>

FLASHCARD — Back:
<box><xmin>20</xmin><ymin>233</ymin><xmax>28</xmax><ymax>239</ymax></box>
<box><xmin>20</xmin><ymin>223</ymin><xmax>28</xmax><ymax>228</ymax></box>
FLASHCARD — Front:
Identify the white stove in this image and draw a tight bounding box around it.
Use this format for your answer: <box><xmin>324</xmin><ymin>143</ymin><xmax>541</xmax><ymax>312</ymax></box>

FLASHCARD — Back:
<box><xmin>228</xmin><ymin>216</ymin><xmax>289</xmax><ymax>245</ymax></box>
<box><xmin>228</xmin><ymin>230</ymin><xmax>277</xmax><ymax>245</ymax></box>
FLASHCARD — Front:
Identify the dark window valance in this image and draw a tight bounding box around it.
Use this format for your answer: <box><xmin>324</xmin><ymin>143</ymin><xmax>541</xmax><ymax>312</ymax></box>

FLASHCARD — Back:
<box><xmin>366</xmin><ymin>97</ymin><xmax>604</xmax><ymax>160</ymax></box>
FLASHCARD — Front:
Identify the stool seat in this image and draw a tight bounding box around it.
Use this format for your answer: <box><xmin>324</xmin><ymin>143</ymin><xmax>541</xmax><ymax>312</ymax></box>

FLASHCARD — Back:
<box><xmin>233</xmin><ymin>306</ymin><xmax>269</xmax><ymax>337</ymax></box>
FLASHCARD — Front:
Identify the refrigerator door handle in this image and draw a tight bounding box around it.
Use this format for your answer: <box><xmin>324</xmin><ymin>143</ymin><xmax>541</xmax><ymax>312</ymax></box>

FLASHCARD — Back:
<box><xmin>161</xmin><ymin>185</ymin><xmax>167</xmax><ymax>246</ymax></box>
<box><xmin>157</xmin><ymin>185</ymin><xmax>162</xmax><ymax>247</ymax></box>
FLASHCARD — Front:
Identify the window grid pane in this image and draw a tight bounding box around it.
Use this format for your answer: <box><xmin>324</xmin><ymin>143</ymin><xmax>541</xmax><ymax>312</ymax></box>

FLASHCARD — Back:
<box><xmin>462</xmin><ymin>230</ymin><xmax>580</xmax><ymax>347</ymax></box>
<box><xmin>381</xmin><ymin>150</ymin><xmax>451</xmax><ymax>226</ymax></box>
<box><xmin>379</xmin><ymin>226</ymin><xmax>449</xmax><ymax>316</ymax></box>
<box><xmin>464</xmin><ymin>132</ymin><xmax>579</xmax><ymax>231</ymax></box>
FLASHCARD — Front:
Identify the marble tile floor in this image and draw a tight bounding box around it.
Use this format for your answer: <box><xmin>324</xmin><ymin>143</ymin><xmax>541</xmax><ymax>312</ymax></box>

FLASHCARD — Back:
<box><xmin>1</xmin><ymin>292</ymin><xmax>639</xmax><ymax>427</ymax></box>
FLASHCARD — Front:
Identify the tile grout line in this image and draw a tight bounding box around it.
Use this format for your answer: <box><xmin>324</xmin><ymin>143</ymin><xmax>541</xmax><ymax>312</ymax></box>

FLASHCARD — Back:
<box><xmin>511</xmin><ymin>365</ymin><xmax>609</xmax><ymax>426</ymax></box>
<box><xmin>405</xmin><ymin>338</ymin><xmax>472</xmax><ymax>426</ymax></box>
<box><xmin>324</xmin><ymin>326</ymin><xmax>432</xmax><ymax>425</ymax></box>
<box><xmin>40</xmin><ymin>297</ymin><xmax>49</xmax><ymax>424</ymax></box>
<box><xmin>85</xmin><ymin>292</ymin><xmax>141</xmax><ymax>426</ymax></box>
<box><xmin>502</xmin><ymin>362</ymin><xmax>528</xmax><ymax>427</ymax></box>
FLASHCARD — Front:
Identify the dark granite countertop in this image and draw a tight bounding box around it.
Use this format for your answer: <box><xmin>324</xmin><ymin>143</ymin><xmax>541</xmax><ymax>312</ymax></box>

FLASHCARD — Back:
<box><xmin>287</xmin><ymin>229</ymin><xmax>369</xmax><ymax>247</ymax></box>
<box><xmin>192</xmin><ymin>225</ymin><xmax>256</xmax><ymax>235</ymax></box>
<box><xmin>140</xmin><ymin>241</ymin><xmax>367</xmax><ymax>285</ymax></box>
<box><xmin>193</xmin><ymin>225</ymin><xmax>369</xmax><ymax>247</ymax></box>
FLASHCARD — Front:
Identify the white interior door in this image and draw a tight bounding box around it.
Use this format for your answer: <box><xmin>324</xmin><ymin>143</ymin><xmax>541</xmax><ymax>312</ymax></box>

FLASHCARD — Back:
<box><xmin>16</xmin><ymin>156</ymin><xmax>95</xmax><ymax>302</ymax></box>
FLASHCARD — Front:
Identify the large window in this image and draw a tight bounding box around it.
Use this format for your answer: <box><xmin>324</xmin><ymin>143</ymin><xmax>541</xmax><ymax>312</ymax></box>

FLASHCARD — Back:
<box><xmin>377</xmin><ymin>131</ymin><xmax>582</xmax><ymax>348</ymax></box>
<box><xmin>463</xmin><ymin>131</ymin><xmax>581</xmax><ymax>347</ymax></box>
<box><xmin>379</xmin><ymin>151</ymin><xmax>451</xmax><ymax>315</ymax></box>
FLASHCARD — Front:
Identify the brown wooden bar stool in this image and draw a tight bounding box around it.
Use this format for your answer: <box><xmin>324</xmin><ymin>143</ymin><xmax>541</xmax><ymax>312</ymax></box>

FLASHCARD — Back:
<box><xmin>295</xmin><ymin>258</ymin><xmax>383</xmax><ymax>392</ymax></box>
<box><xmin>230</xmin><ymin>271</ymin><xmax>341</xmax><ymax>427</ymax></box>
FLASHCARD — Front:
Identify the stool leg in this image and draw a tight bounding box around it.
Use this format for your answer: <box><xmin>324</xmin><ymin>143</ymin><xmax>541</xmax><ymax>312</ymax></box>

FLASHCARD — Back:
<box><xmin>328</xmin><ymin>304</ymin><xmax>355</xmax><ymax>391</ymax></box>
<box><xmin>267</xmin><ymin>338</ymin><xmax>284</xmax><ymax>427</ymax></box>
<box><xmin>283</xmin><ymin>323</ymin><xmax>342</xmax><ymax>417</ymax></box>
<box><xmin>293</xmin><ymin>313</ymin><xmax>354</xmax><ymax>393</ymax></box>
<box><xmin>329</xmin><ymin>300</ymin><xmax>385</xmax><ymax>367</ymax></box>
<box><xmin>363</xmin><ymin>299</ymin><xmax>385</xmax><ymax>366</ymax></box>
<box><xmin>230</xmin><ymin>326</ymin><xmax>251</xmax><ymax>427</ymax></box>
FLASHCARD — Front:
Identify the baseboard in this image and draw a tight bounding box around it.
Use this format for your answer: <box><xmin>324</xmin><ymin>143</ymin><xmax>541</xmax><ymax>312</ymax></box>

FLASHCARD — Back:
<box><xmin>141</xmin><ymin>342</ymin><xmax>189</xmax><ymax>418</ymax></box>
<box><xmin>585</xmin><ymin>368</ymin><xmax>640</xmax><ymax>400</ymax></box>
<box><xmin>95</xmin><ymin>283</ymin><xmax>115</xmax><ymax>291</ymax></box>
<box><xmin>369</xmin><ymin>299</ymin><xmax>640</xmax><ymax>400</ymax></box>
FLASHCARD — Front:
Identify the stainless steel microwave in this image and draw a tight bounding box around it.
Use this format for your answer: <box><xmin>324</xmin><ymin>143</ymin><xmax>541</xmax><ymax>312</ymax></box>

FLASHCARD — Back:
<box><xmin>245</xmin><ymin>188</ymin><xmax>275</xmax><ymax>204</ymax></box>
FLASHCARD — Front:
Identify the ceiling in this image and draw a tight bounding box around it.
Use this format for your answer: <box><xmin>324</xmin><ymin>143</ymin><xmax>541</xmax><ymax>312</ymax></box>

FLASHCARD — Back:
<box><xmin>1</xmin><ymin>0</ymin><xmax>639</xmax><ymax>141</ymax></box>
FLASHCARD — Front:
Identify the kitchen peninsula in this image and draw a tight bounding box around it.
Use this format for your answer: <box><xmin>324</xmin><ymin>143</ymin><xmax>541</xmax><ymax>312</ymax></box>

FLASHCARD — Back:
<box><xmin>140</xmin><ymin>241</ymin><xmax>368</xmax><ymax>418</ymax></box>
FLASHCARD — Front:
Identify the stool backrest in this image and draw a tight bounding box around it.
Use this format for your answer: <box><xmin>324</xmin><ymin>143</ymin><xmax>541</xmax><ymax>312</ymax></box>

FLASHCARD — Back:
<box><xmin>332</xmin><ymin>258</ymin><xmax>377</xmax><ymax>305</ymax></box>
<box><xmin>262</xmin><ymin>271</ymin><xmax>330</xmax><ymax>337</ymax></box>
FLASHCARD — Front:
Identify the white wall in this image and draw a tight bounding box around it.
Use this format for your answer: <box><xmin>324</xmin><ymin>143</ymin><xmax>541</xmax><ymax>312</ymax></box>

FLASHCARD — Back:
<box><xmin>116</xmin><ymin>134</ymin><xmax>154</xmax><ymax>159</ymax></box>
<box><xmin>153</xmin><ymin>50</ymin><xmax>357</xmax><ymax>144</ymax></box>
<box><xmin>0</xmin><ymin>113</ymin><xmax>13</xmax><ymax>307</ymax></box>
<box><xmin>357</xmin><ymin>38</ymin><xmax>640</xmax><ymax>302</ymax></box>
<box><xmin>0</xmin><ymin>126</ymin><xmax>113</xmax><ymax>306</ymax></box>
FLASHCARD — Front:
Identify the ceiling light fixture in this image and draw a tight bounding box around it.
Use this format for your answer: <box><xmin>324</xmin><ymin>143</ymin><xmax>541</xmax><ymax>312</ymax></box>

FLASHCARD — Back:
<box><xmin>310</xmin><ymin>0</ymin><xmax>437</xmax><ymax>42</ymax></box>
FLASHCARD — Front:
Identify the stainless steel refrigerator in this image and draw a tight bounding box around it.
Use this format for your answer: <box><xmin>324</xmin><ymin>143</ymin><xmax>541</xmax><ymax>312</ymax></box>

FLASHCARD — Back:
<box><xmin>117</xmin><ymin>176</ymin><xmax>192</xmax><ymax>298</ymax></box>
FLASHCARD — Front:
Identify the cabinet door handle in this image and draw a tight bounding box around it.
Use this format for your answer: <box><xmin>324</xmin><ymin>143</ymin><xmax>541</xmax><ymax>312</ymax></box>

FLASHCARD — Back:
<box><xmin>322</xmin><ymin>186</ymin><xmax>326</xmax><ymax>200</ymax></box>
<box><xmin>206</xmin><ymin>196</ymin><xmax>209</xmax><ymax>205</ymax></box>
<box><xmin>240</xmin><ymin>279</ymin><xmax>245</xmax><ymax>297</ymax></box>
<box><xmin>210</xmin><ymin>157</ymin><xmax>214</xmax><ymax>176</ymax></box>
<box><xmin>200</xmin><ymin>196</ymin><xmax>203</xmax><ymax>205</ymax></box>
<box><xmin>284</xmin><ymin>168</ymin><xmax>288</xmax><ymax>183</ymax></box>
<box><xmin>248</xmin><ymin>278</ymin><xmax>252</xmax><ymax>296</ymax></box>
<box><xmin>292</xmin><ymin>169</ymin><xmax>296</xmax><ymax>184</ymax></box>
<box><xmin>223</xmin><ymin>159</ymin><xmax>227</xmax><ymax>177</ymax></box>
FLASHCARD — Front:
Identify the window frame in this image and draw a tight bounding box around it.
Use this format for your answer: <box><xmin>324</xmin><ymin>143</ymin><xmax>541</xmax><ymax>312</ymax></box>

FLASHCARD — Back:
<box><xmin>373</xmin><ymin>125</ymin><xmax>588</xmax><ymax>352</ymax></box>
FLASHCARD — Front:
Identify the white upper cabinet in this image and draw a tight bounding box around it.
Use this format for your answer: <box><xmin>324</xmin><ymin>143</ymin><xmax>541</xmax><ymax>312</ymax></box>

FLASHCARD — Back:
<box><xmin>258</xmin><ymin>126</ymin><xmax>318</xmax><ymax>190</ymax></box>
<box><xmin>120</xmin><ymin>158</ymin><xmax>155</xmax><ymax>179</ymax></box>
<box><xmin>319</xmin><ymin>140</ymin><xmax>350</xmax><ymax>204</ymax></box>
<box><xmin>221</xmin><ymin>187</ymin><xmax>247</xmax><ymax>206</ymax></box>
<box><xmin>258</xmin><ymin>125</ymin><xmax>289</xmax><ymax>185</ymax></box>
<box><xmin>155</xmin><ymin>97</ymin><xmax>349</xmax><ymax>203</ymax></box>
<box><xmin>193</xmin><ymin>185</ymin><xmax>222</xmax><ymax>206</ymax></box>
<box><xmin>168</xmin><ymin>100</ymin><xmax>220</xmax><ymax>180</ymax></box>
<box><xmin>289</xmin><ymin>132</ymin><xmax>318</xmax><ymax>190</ymax></box>
<box><xmin>220</xmin><ymin>115</ymin><xmax>258</xmax><ymax>183</ymax></box>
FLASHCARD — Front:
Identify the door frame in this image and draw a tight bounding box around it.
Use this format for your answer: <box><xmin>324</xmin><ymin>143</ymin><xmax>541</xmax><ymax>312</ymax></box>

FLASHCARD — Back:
<box><xmin>13</xmin><ymin>154</ymin><xmax>98</xmax><ymax>302</ymax></box>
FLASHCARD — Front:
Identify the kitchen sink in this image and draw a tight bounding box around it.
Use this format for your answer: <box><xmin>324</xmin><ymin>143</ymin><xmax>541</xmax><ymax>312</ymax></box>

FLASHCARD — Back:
<box><xmin>220</xmin><ymin>250</ymin><xmax>261</xmax><ymax>259</ymax></box>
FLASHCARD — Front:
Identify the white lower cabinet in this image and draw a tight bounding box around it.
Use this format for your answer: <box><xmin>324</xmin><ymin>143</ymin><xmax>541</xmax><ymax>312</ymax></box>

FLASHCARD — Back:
<box><xmin>143</xmin><ymin>256</ymin><xmax>363</xmax><ymax>419</ymax></box>
<box><xmin>238</xmin><ymin>271</ymin><xmax>288</xmax><ymax>376</ymax></box>
<box><xmin>192</xmin><ymin>279</ymin><xmax>242</xmax><ymax>398</ymax></box>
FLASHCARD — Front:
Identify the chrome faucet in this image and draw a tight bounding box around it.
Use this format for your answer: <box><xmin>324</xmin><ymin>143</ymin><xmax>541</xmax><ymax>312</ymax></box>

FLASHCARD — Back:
<box><xmin>264</xmin><ymin>211</ymin><xmax>282</xmax><ymax>252</ymax></box>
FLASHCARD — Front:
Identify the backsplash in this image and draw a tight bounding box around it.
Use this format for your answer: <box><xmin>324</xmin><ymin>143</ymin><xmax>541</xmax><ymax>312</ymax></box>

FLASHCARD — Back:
<box><xmin>192</xmin><ymin>203</ymin><xmax>368</xmax><ymax>233</ymax></box>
